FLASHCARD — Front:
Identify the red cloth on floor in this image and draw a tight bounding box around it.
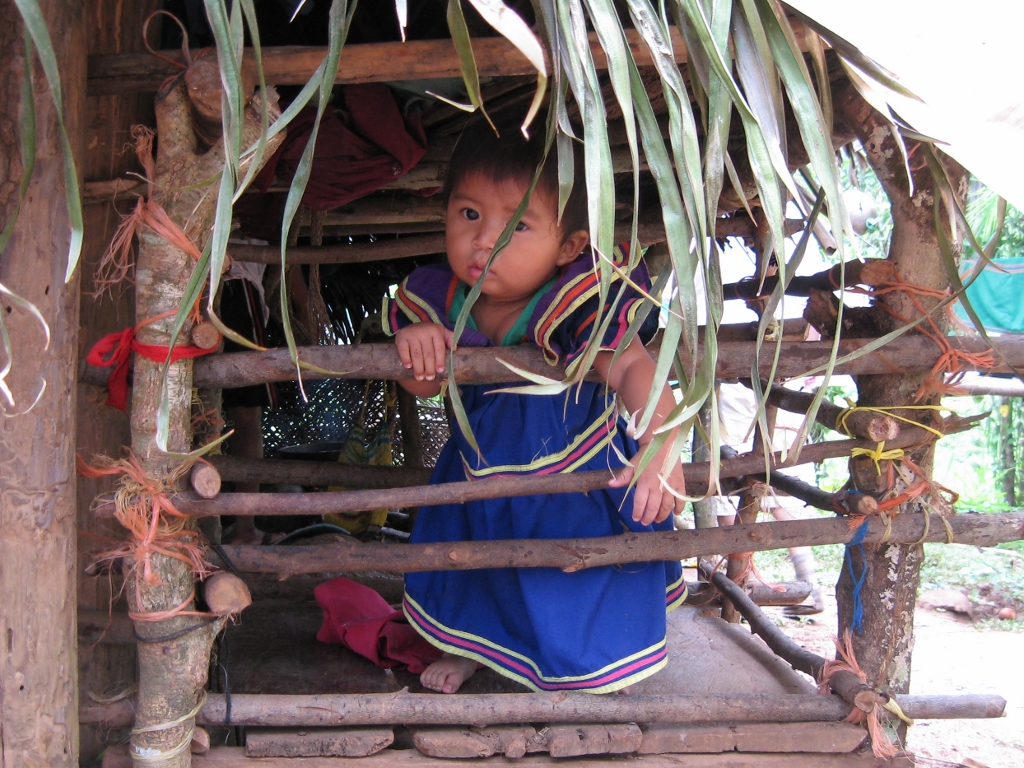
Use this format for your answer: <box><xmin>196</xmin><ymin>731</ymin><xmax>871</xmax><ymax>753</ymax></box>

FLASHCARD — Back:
<box><xmin>254</xmin><ymin>84</ymin><xmax>428</xmax><ymax>211</ymax></box>
<box><xmin>314</xmin><ymin>576</ymin><xmax>441</xmax><ymax>674</ymax></box>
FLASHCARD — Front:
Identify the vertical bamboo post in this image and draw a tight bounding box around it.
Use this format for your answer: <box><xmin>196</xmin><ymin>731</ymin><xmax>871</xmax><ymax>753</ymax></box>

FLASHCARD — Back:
<box><xmin>126</xmin><ymin>70</ymin><xmax>282</xmax><ymax>767</ymax></box>
<box><xmin>721</xmin><ymin>402</ymin><xmax>775</xmax><ymax>623</ymax></box>
<box><xmin>0</xmin><ymin>2</ymin><xmax>85</xmax><ymax>765</ymax></box>
<box><xmin>834</xmin><ymin>84</ymin><xmax>969</xmax><ymax>737</ymax></box>
<box><xmin>690</xmin><ymin>396</ymin><xmax>719</xmax><ymax>531</ymax></box>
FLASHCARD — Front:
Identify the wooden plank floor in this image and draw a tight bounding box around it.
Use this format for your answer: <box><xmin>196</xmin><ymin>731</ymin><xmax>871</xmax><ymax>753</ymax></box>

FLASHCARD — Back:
<box><xmin>102</xmin><ymin>745</ymin><xmax>909</xmax><ymax>767</ymax></box>
<box><xmin>221</xmin><ymin>601</ymin><xmax>814</xmax><ymax>697</ymax></box>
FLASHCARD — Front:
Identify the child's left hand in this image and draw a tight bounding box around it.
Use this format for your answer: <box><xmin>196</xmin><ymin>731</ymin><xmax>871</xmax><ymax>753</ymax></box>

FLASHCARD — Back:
<box><xmin>609</xmin><ymin>445</ymin><xmax>687</xmax><ymax>526</ymax></box>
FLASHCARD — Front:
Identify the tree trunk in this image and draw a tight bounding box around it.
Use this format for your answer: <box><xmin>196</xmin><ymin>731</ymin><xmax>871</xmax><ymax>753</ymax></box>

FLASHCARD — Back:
<box><xmin>0</xmin><ymin>2</ymin><xmax>85</xmax><ymax>766</ymax></box>
<box><xmin>834</xmin><ymin>85</ymin><xmax>969</xmax><ymax>719</ymax></box>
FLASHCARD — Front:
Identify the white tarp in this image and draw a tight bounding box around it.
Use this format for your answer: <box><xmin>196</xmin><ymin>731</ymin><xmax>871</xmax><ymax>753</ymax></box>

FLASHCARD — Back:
<box><xmin>787</xmin><ymin>0</ymin><xmax>1024</xmax><ymax>210</ymax></box>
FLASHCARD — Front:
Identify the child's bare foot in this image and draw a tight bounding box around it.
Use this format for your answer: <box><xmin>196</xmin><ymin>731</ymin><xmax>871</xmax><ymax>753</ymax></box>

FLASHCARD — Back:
<box><xmin>420</xmin><ymin>654</ymin><xmax>477</xmax><ymax>694</ymax></box>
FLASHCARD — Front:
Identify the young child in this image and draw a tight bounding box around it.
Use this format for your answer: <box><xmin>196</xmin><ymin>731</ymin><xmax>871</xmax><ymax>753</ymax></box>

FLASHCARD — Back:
<box><xmin>383</xmin><ymin>116</ymin><xmax>687</xmax><ymax>695</ymax></box>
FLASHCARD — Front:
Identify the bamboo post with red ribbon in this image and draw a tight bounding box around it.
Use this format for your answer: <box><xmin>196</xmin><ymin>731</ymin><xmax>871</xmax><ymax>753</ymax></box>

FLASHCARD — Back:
<box><xmin>94</xmin><ymin>41</ymin><xmax>285</xmax><ymax>768</ymax></box>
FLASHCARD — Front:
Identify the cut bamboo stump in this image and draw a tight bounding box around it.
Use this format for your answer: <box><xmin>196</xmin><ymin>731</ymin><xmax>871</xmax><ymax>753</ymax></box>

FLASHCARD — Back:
<box><xmin>765</xmin><ymin>384</ymin><xmax>900</xmax><ymax>442</ymax></box>
<box><xmin>194</xmin><ymin>511</ymin><xmax>1024</xmax><ymax>577</ymax></box>
<box><xmin>202</xmin><ymin>573</ymin><xmax>252</xmax><ymax>616</ymax></box>
<box><xmin>190</xmin><ymin>462</ymin><xmax>222</xmax><ymax>498</ymax></box>
<box><xmin>190</xmin><ymin>322</ymin><xmax>222</xmax><ymax>351</ymax></box>
<box><xmin>81</xmin><ymin>691</ymin><xmax>1007</xmax><ymax>729</ymax></box>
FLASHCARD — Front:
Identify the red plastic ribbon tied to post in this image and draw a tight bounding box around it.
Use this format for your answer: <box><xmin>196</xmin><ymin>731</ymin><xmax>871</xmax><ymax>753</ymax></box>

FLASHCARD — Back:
<box><xmin>86</xmin><ymin>325</ymin><xmax>217</xmax><ymax>411</ymax></box>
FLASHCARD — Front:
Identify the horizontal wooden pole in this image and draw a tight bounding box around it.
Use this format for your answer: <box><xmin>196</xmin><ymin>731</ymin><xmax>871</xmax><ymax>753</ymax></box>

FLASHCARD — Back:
<box><xmin>177</xmin><ymin>336</ymin><xmax>1024</xmax><ymax>391</ymax></box>
<box><xmin>199</xmin><ymin>512</ymin><xmax>1024</xmax><ymax>577</ymax></box>
<box><xmin>79</xmin><ymin>689</ymin><xmax>1004</xmax><ymax>729</ymax></box>
<box><xmin>229</xmin><ymin>233</ymin><xmax>446</xmax><ymax>266</ymax></box>
<box><xmin>75</xmin><ymin>581</ymin><xmax>812</xmax><ymax>646</ymax></box>
<box><xmin>946</xmin><ymin>374</ymin><xmax>1024</xmax><ymax>398</ymax></box>
<box><xmin>721</xmin><ymin>259</ymin><xmax>894</xmax><ymax>301</ymax></box>
<box><xmin>209</xmin><ymin>454</ymin><xmax>432</xmax><ymax>488</ymax></box>
<box><xmin>98</xmin><ymin>424</ymin><xmax>975</xmax><ymax>519</ymax></box>
<box><xmin>226</xmin><ymin>217</ymin><xmax>769</xmax><ymax>266</ymax></box>
<box><xmin>76</xmin><ymin>319</ymin><xmax>811</xmax><ymax>389</ymax></box>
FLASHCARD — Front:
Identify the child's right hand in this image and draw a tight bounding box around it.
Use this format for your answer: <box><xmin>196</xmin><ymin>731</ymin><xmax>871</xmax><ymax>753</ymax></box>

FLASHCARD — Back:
<box><xmin>395</xmin><ymin>322</ymin><xmax>455</xmax><ymax>382</ymax></box>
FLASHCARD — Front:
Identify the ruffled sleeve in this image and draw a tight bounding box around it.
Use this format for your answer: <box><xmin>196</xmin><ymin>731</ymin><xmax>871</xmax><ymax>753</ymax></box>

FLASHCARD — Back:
<box><xmin>527</xmin><ymin>245</ymin><xmax>659</xmax><ymax>368</ymax></box>
<box><xmin>381</xmin><ymin>263</ymin><xmax>493</xmax><ymax>348</ymax></box>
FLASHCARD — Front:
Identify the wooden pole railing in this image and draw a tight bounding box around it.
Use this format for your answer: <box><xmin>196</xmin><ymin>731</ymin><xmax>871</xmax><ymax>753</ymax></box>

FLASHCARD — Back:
<box><xmin>197</xmin><ymin>511</ymin><xmax>1024</xmax><ymax>577</ymax></box>
<box><xmin>100</xmin><ymin>417</ymin><xmax>981</xmax><ymax>520</ymax></box>
<box><xmin>78</xmin><ymin>335</ymin><xmax>1024</xmax><ymax>391</ymax></box>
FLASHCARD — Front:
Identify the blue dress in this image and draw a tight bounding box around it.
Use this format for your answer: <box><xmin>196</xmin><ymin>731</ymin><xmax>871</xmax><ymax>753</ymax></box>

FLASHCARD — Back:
<box><xmin>383</xmin><ymin>248</ymin><xmax>685</xmax><ymax>693</ymax></box>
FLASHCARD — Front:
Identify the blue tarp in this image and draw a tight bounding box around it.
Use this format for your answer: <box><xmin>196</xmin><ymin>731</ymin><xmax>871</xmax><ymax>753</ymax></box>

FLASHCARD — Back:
<box><xmin>957</xmin><ymin>256</ymin><xmax>1024</xmax><ymax>334</ymax></box>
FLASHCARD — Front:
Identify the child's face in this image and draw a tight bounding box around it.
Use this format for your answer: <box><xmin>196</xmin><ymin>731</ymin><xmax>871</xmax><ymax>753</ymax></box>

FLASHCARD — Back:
<box><xmin>445</xmin><ymin>173</ymin><xmax>588</xmax><ymax>304</ymax></box>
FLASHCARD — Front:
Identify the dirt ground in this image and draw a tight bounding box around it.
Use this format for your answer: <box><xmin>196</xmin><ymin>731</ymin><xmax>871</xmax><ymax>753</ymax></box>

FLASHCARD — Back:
<box><xmin>766</xmin><ymin>583</ymin><xmax>1024</xmax><ymax>768</ymax></box>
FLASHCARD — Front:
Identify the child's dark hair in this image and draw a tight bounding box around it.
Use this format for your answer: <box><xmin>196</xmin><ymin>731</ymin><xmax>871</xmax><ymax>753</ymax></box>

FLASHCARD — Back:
<box><xmin>443</xmin><ymin>113</ymin><xmax>589</xmax><ymax>242</ymax></box>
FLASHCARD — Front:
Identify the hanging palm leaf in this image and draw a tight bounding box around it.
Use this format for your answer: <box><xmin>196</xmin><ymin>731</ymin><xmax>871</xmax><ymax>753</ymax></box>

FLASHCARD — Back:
<box><xmin>5</xmin><ymin>0</ymin><xmax>921</xmax><ymax>477</ymax></box>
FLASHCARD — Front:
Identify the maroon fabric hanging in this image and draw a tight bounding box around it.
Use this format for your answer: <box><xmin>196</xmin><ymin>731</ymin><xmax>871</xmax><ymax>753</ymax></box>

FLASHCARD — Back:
<box><xmin>237</xmin><ymin>84</ymin><xmax>430</xmax><ymax>237</ymax></box>
<box><xmin>256</xmin><ymin>83</ymin><xmax>427</xmax><ymax>209</ymax></box>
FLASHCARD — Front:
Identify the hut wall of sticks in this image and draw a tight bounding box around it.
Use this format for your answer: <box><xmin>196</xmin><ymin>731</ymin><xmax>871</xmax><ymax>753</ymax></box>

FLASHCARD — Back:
<box><xmin>1</xmin><ymin>1</ymin><xmax>1023</xmax><ymax>767</ymax></box>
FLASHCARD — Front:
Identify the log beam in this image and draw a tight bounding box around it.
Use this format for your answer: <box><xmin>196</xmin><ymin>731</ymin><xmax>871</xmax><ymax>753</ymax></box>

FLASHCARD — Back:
<box><xmin>87</xmin><ymin>23</ymin><xmax>810</xmax><ymax>96</ymax></box>
<box><xmin>193</xmin><ymin>511</ymin><xmax>1024</xmax><ymax>577</ymax></box>
<box><xmin>81</xmin><ymin>690</ymin><xmax>1005</xmax><ymax>730</ymax></box>
<box><xmin>223</xmin><ymin>216</ymin><xmax>772</xmax><ymax>264</ymax></box>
